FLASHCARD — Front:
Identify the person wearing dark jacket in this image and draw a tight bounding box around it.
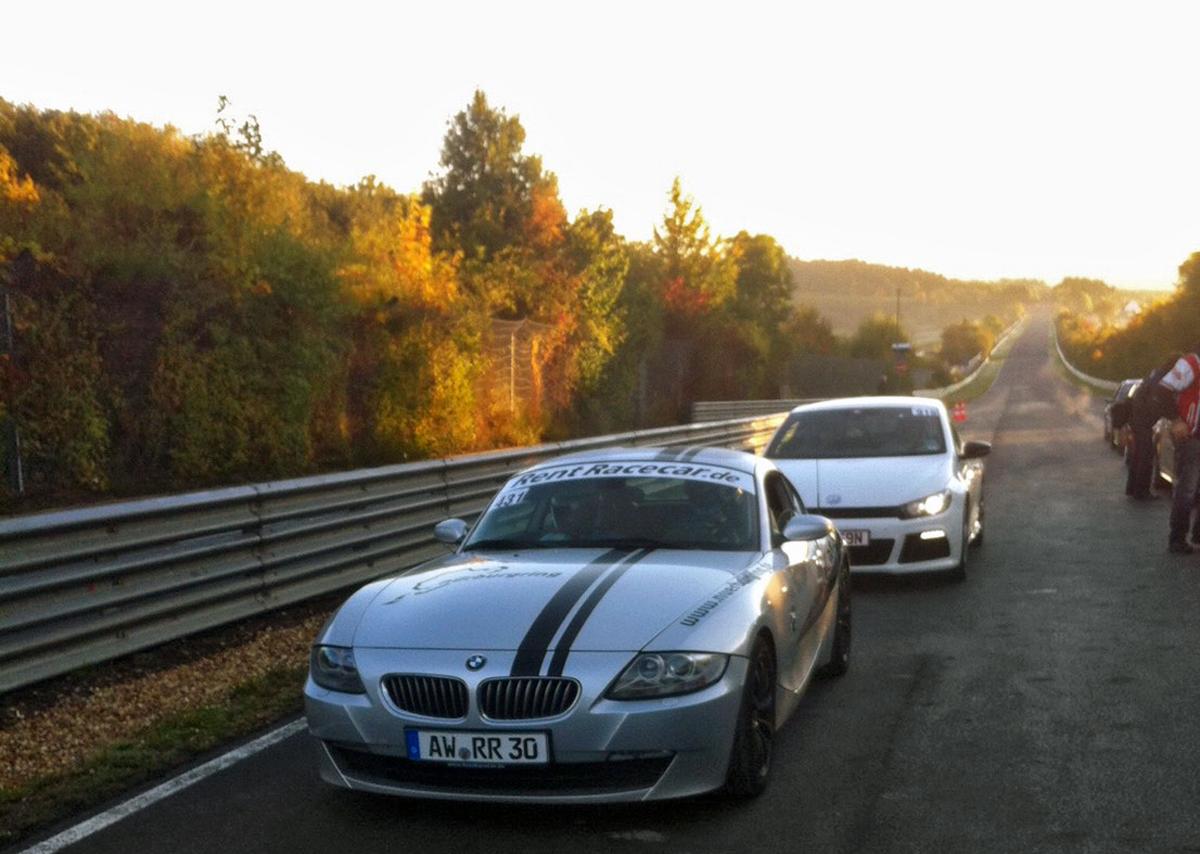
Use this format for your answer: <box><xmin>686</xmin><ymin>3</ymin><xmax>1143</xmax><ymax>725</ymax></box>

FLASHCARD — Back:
<box><xmin>1125</xmin><ymin>354</ymin><xmax>1181</xmax><ymax>499</ymax></box>
<box><xmin>1160</xmin><ymin>346</ymin><xmax>1200</xmax><ymax>554</ymax></box>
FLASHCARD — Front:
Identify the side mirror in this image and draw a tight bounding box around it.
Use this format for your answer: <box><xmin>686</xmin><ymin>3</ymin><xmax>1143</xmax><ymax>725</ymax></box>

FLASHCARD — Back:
<box><xmin>961</xmin><ymin>440</ymin><xmax>991</xmax><ymax>459</ymax></box>
<box><xmin>783</xmin><ymin>514</ymin><xmax>835</xmax><ymax>542</ymax></box>
<box><xmin>434</xmin><ymin>518</ymin><xmax>469</xmax><ymax>547</ymax></box>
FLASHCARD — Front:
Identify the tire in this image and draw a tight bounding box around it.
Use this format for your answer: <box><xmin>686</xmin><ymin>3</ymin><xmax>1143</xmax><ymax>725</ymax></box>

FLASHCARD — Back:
<box><xmin>724</xmin><ymin>638</ymin><xmax>776</xmax><ymax>799</ymax></box>
<box><xmin>817</xmin><ymin>560</ymin><xmax>851</xmax><ymax>679</ymax></box>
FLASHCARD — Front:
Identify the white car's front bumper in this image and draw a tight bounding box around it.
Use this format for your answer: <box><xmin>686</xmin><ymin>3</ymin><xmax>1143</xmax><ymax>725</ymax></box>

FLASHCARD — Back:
<box><xmin>828</xmin><ymin>508</ymin><xmax>963</xmax><ymax>574</ymax></box>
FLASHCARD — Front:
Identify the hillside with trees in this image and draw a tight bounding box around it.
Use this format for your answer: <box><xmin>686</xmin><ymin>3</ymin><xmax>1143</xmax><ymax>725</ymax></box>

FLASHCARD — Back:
<box><xmin>0</xmin><ymin>93</ymin><xmax>842</xmax><ymax>508</ymax></box>
<box><xmin>1055</xmin><ymin>268</ymin><xmax>1193</xmax><ymax>381</ymax></box>
<box><xmin>789</xmin><ymin>258</ymin><xmax>1044</xmax><ymax>343</ymax></box>
<box><xmin>0</xmin><ymin>91</ymin><xmax>1061</xmax><ymax>511</ymax></box>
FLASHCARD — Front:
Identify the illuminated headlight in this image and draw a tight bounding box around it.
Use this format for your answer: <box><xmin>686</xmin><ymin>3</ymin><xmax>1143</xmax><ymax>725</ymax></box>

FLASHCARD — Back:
<box><xmin>900</xmin><ymin>489</ymin><xmax>951</xmax><ymax>519</ymax></box>
<box><xmin>310</xmin><ymin>645</ymin><xmax>365</xmax><ymax>694</ymax></box>
<box><xmin>605</xmin><ymin>652</ymin><xmax>729</xmax><ymax>700</ymax></box>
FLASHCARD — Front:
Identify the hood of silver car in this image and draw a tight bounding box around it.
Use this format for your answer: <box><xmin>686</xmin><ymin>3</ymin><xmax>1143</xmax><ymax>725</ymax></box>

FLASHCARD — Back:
<box><xmin>352</xmin><ymin>548</ymin><xmax>761</xmax><ymax>651</ymax></box>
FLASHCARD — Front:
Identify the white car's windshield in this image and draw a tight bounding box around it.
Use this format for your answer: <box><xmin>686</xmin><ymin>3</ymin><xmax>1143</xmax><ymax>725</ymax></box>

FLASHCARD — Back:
<box><xmin>465</xmin><ymin>468</ymin><xmax>759</xmax><ymax>552</ymax></box>
<box><xmin>769</xmin><ymin>406</ymin><xmax>947</xmax><ymax>459</ymax></box>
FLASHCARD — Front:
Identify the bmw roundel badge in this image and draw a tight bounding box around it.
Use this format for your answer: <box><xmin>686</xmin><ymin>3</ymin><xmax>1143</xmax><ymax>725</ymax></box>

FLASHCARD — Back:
<box><xmin>465</xmin><ymin>655</ymin><xmax>487</xmax><ymax>671</ymax></box>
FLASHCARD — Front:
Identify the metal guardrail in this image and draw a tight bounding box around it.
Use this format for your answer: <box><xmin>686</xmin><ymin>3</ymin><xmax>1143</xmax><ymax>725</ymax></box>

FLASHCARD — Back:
<box><xmin>1053</xmin><ymin>323</ymin><xmax>1120</xmax><ymax>394</ymax></box>
<box><xmin>690</xmin><ymin>400</ymin><xmax>812</xmax><ymax>422</ymax></box>
<box><xmin>0</xmin><ymin>415</ymin><xmax>786</xmax><ymax>693</ymax></box>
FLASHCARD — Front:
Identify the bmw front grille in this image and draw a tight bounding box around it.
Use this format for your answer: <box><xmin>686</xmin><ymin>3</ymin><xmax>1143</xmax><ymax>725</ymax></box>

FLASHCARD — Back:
<box><xmin>382</xmin><ymin>675</ymin><xmax>469</xmax><ymax>719</ymax></box>
<box><xmin>478</xmin><ymin>677</ymin><xmax>580</xmax><ymax>720</ymax></box>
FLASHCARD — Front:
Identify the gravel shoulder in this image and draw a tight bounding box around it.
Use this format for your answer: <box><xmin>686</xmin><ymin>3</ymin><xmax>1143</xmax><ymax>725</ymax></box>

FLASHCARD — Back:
<box><xmin>0</xmin><ymin>596</ymin><xmax>340</xmax><ymax>846</ymax></box>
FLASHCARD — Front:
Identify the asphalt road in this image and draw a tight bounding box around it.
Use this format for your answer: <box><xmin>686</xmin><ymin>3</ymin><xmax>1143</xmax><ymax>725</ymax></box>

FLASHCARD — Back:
<box><xmin>28</xmin><ymin>311</ymin><xmax>1200</xmax><ymax>853</ymax></box>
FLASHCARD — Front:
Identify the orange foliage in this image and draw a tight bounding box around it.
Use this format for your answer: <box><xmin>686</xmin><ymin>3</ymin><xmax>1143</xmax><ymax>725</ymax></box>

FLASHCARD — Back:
<box><xmin>662</xmin><ymin>275</ymin><xmax>712</xmax><ymax>318</ymax></box>
<box><xmin>525</xmin><ymin>183</ymin><xmax>566</xmax><ymax>250</ymax></box>
<box><xmin>338</xmin><ymin>200</ymin><xmax>458</xmax><ymax>310</ymax></box>
<box><xmin>0</xmin><ymin>151</ymin><xmax>39</xmax><ymax>208</ymax></box>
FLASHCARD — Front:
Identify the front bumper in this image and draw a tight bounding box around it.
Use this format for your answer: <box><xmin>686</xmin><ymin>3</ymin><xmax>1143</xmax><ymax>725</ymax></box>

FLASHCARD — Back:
<box><xmin>305</xmin><ymin>649</ymin><xmax>748</xmax><ymax>803</ymax></box>
<box><xmin>833</xmin><ymin>511</ymin><xmax>962</xmax><ymax>574</ymax></box>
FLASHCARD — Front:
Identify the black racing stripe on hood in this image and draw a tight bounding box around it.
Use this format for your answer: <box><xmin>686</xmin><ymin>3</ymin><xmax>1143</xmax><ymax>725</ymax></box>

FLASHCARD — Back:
<box><xmin>509</xmin><ymin>548</ymin><xmax>630</xmax><ymax>677</ymax></box>
<box><xmin>546</xmin><ymin>548</ymin><xmax>653</xmax><ymax>677</ymax></box>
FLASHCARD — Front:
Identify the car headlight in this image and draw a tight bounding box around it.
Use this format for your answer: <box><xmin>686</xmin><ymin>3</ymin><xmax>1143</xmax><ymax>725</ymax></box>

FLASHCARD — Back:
<box><xmin>900</xmin><ymin>489</ymin><xmax>951</xmax><ymax>519</ymax></box>
<box><xmin>605</xmin><ymin>652</ymin><xmax>729</xmax><ymax>700</ymax></box>
<box><xmin>310</xmin><ymin>645</ymin><xmax>366</xmax><ymax>694</ymax></box>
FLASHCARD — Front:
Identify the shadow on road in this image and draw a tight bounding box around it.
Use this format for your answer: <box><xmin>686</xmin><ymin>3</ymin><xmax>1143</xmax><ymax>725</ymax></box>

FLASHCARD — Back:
<box><xmin>850</xmin><ymin>571</ymin><xmax>964</xmax><ymax>595</ymax></box>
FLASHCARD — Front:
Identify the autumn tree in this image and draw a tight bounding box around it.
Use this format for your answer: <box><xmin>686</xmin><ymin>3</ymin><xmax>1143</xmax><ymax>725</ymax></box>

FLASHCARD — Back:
<box><xmin>729</xmin><ymin>232</ymin><xmax>793</xmax><ymax>320</ymax></box>
<box><xmin>1179</xmin><ymin>252</ymin><xmax>1200</xmax><ymax>298</ymax></box>
<box><xmin>848</xmin><ymin>313</ymin><xmax>909</xmax><ymax>361</ymax></box>
<box><xmin>421</xmin><ymin>91</ymin><xmax>630</xmax><ymax>435</ymax></box>
<box><xmin>652</xmin><ymin>178</ymin><xmax>735</xmax><ymax>326</ymax></box>
<box><xmin>337</xmin><ymin>180</ymin><xmax>480</xmax><ymax>460</ymax></box>
<box><xmin>1054</xmin><ymin>277</ymin><xmax>1117</xmax><ymax>317</ymax></box>
<box><xmin>423</xmin><ymin>90</ymin><xmax>564</xmax><ymax>264</ymax></box>
<box><xmin>939</xmin><ymin>319</ymin><xmax>993</xmax><ymax>367</ymax></box>
<box><xmin>778</xmin><ymin>305</ymin><xmax>836</xmax><ymax>356</ymax></box>
<box><xmin>555</xmin><ymin>209</ymin><xmax>629</xmax><ymax>399</ymax></box>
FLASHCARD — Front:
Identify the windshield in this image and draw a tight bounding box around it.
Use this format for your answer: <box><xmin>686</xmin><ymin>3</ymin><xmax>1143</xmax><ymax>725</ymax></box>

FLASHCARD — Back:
<box><xmin>768</xmin><ymin>405</ymin><xmax>947</xmax><ymax>459</ymax></box>
<box><xmin>464</xmin><ymin>464</ymin><xmax>759</xmax><ymax>552</ymax></box>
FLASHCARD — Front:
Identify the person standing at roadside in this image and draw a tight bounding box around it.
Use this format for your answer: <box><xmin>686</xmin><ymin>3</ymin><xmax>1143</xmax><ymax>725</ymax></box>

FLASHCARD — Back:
<box><xmin>1126</xmin><ymin>353</ymin><xmax>1181</xmax><ymax>499</ymax></box>
<box><xmin>1160</xmin><ymin>346</ymin><xmax>1200</xmax><ymax>553</ymax></box>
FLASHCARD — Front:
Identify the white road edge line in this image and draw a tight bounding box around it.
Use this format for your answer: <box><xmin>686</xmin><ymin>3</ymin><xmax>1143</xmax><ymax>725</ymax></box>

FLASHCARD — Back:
<box><xmin>18</xmin><ymin>718</ymin><xmax>307</xmax><ymax>854</ymax></box>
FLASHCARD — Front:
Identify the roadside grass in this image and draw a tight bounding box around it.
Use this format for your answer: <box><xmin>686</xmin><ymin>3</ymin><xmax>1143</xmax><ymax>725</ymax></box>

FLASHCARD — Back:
<box><xmin>0</xmin><ymin>664</ymin><xmax>307</xmax><ymax>847</ymax></box>
<box><xmin>934</xmin><ymin>360</ymin><xmax>1002</xmax><ymax>405</ymax></box>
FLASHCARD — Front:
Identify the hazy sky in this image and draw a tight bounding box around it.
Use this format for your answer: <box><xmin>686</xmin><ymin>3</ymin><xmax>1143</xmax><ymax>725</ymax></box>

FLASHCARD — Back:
<box><xmin>4</xmin><ymin>0</ymin><xmax>1197</xmax><ymax>289</ymax></box>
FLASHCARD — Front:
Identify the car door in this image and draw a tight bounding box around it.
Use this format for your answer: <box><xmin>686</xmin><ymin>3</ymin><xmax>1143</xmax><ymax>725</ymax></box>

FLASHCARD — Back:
<box><xmin>764</xmin><ymin>472</ymin><xmax>827</xmax><ymax>689</ymax></box>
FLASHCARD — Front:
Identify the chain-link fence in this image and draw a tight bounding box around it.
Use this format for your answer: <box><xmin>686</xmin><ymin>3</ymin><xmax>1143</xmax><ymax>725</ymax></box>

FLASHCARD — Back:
<box><xmin>482</xmin><ymin>318</ymin><xmax>556</xmax><ymax>415</ymax></box>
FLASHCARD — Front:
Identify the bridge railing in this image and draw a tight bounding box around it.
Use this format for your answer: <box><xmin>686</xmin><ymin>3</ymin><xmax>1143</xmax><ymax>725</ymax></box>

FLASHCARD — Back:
<box><xmin>0</xmin><ymin>414</ymin><xmax>786</xmax><ymax>693</ymax></box>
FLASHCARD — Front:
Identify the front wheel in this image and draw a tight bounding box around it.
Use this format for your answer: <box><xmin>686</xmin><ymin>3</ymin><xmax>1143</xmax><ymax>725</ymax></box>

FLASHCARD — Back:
<box><xmin>724</xmin><ymin>638</ymin><xmax>776</xmax><ymax>799</ymax></box>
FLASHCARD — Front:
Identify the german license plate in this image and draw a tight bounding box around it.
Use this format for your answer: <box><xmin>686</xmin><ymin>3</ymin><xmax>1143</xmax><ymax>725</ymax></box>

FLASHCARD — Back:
<box><xmin>841</xmin><ymin>529</ymin><xmax>870</xmax><ymax>546</ymax></box>
<box><xmin>406</xmin><ymin>729</ymin><xmax>549</xmax><ymax>765</ymax></box>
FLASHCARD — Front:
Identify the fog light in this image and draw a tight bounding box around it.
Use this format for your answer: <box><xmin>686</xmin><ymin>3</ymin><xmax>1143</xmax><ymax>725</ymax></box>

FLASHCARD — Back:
<box><xmin>919</xmin><ymin>530</ymin><xmax>947</xmax><ymax>540</ymax></box>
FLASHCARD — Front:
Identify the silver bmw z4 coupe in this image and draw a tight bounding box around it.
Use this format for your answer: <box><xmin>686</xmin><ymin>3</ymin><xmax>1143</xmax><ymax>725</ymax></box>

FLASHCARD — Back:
<box><xmin>304</xmin><ymin>446</ymin><xmax>851</xmax><ymax>803</ymax></box>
